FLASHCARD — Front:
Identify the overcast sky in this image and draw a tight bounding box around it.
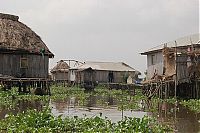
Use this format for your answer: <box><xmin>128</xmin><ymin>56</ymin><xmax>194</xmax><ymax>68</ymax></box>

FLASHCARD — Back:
<box><xmin>0</xmin><ymin>0</ymin><xmax>199</xmax><ymax>75</ymax></box>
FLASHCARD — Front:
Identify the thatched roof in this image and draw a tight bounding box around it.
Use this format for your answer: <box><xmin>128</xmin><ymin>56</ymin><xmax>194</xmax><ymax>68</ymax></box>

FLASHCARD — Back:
<box><xmin>0</xmin><ymin>13</ymin><xmax>54</xmax><ymax>57</ymax></box>
<box><xmin>51</xmin><ymin>60</ymin><xmax>70</xmax><ymax>73</ymax></box>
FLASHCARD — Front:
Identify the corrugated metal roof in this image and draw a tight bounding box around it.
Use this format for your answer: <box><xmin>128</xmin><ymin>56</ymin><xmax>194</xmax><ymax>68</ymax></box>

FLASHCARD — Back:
<box><xmin>141</xmin><ymin>33</ymin><xmax>200</xmax><ymax>55</ymax></box>
<box><xmin>77</xmin><ymin>61</ymin><xmax>136</xmax><ymax>72</ymax></box>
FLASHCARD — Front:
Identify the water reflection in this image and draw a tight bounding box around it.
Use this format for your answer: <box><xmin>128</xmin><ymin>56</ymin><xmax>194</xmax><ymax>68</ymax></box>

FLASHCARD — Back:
<box><xmin>0</xmin><ymin>100</ymin><xmax>43</xmax><ymax>119</ymax></box>
<box><xmin>0</xmin><ymin>93</ymin><xmax>199</xmax><ymax>132</ymax></box>
<box><xmin>51</xmin><ymin>96</ymin><xmax>200</xmax><ymax>132</ymax></box>
<box><xmin>156</xmin><ymin>102</ymin><xmax>200</xmax><ymax>133</ymax></box>
<box><xmin>50</xmin><ymin>94</ymin><xmax>147</xmax><ymax>122</ymax></box>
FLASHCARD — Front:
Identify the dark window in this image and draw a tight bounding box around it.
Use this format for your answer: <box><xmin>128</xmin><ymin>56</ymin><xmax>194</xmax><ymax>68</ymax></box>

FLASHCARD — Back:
<box><xmin>108</xmin><ymin>71</ymin><xmax>114</xmax><ymax>83</ymax></box>
<box><xmin>20</xmin><ymin>58</ymin><xmax>28</xmax><ymax>68</ymax></box>
<box><xmin>151</xmin><ymin>55</ymin><xmax>156</xmax><ymax>65</ymax></box>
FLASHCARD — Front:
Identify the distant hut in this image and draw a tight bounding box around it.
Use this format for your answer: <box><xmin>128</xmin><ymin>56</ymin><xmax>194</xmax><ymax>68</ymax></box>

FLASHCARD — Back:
<box><xmin>50</xmin><ymin>60</ymin><xmax>70</xmax><ymax>82</ymax></box>
<box><xmin>0</xmin><ymin>13</ymin><xmax>54</xmax><ymax>78</ymax></box>
<box><xmin>76</xmin><ymin>67</ymin><xmax>96</xmax><ymax>89</ymax></box>
<box><xmin>76</xmin><ymin>61</ymin><xmax>140</xmax><ymax>85</ymax></box>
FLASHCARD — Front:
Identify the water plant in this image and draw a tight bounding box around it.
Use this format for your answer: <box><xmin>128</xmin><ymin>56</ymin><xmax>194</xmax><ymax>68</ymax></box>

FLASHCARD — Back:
<box><xmin>180</xmin><ymin>99</ymin><xmax>200</xmax><ymax>113</ymax></box>
<box><xmin>0</xmin><ymin>108</ymin><xmax>172</xmax><ymax>133</ymax></box>
<box><xmin>0</xmin><ymin>85</ymin><xmax>176</xmax><ymax>132</ymax></box>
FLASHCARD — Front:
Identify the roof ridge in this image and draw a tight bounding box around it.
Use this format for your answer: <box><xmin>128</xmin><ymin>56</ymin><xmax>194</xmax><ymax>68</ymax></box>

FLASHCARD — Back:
<box><xmin>0</xmin><ymin>13</ymin><xmax>19</xmax><ymax>21</ymax></box>
<box><xmin>86</xmin><ymin>61</ymin><xmax>123</xmax><ymax>63</ymax></box>
<box><xmin>141</xmin><ymin>33</ymin><xmax>200</xmax><ymax>55</ymax></box>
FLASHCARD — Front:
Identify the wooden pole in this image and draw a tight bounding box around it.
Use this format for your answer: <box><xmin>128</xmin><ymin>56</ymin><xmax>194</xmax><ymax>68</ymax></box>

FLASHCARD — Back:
<box><xmin>121</xmin><ymin>89</ymin><xmax>124</xmax><ymax>120</ymax></box>
<box><xmin>196</xmin><ymin>81</ymin><xmax>198</xmax><ymax>99</ymax></box>
<box><xmin>161</xmin><ymin>81</ymin><xmax>163</xmax><ymax>99</ymax></box>
<box><xmin>175</xmin><ymin>41</ymin><xmax>178</xmax><ymax>99</ymax></box>
<box><xmin>165</xmin><ymin>82</ymin><xmax>167</xmax><ymax>99</ymax></box>
<box><xmin>168</xmin><ymin>82</ymin><xmax>170</xmax><ymax>97</ymax></box>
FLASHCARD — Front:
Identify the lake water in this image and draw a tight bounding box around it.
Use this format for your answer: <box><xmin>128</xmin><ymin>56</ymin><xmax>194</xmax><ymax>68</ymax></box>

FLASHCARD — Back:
<box><xmin>0</xmin><ymin>94</ymin><xmax>199</xmax><ymax>132</ymax></box>
<box><xmin>49</xmin><ymin>95</ymin><xmax>200</xmax><ymax>133</ymax></box>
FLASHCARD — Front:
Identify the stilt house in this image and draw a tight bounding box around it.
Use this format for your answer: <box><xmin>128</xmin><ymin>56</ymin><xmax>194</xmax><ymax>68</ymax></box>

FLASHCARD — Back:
<box><xmin>50</xmin><ymin>60</ymin><xmax>70</xmax><ymax>81</ymax></box>
<box><xmin>75</xmin><ymin>61</ymin><xmax>140</xmax><ymax>84</ymax></box>
<box><xmin>0</xmin><ymin>13</ymin><xmax>54</xmax><ymax>78</ymax></box>
<box><xmin>141</xmin><ymin>33</ymin><xmax>200</xmax><ymax>98</ymax></box>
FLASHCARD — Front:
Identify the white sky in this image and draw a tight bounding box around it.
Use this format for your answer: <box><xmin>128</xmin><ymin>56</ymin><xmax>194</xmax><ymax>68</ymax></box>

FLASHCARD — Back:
<box><xmin>0</xmin><ymin>0</ymin><xmax>199</xmax><ymax>75</ymax></box>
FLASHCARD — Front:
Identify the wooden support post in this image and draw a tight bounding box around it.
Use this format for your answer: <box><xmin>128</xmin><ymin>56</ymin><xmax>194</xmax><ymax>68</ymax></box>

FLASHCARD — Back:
<box><xmin>193</xmin><ymin>82</ymin><xmax>195</xmax><ymax>98</ymax></box>
<box><xmin>156</xmin><ymin>83</ymin><xmax>159</xmax><ymax>98</ymax></box>
<box><xmin>168</xmin><ymin>82</ymin><xmax>171</xmax><ymax>97</ymax></box>
<box><xmin>175</xmin><ymin>41</ymin><xmax>178</xmax><ymax>99</ymax></box>
<box><xmin>22</xmin><ymin>81</ymin><xmax>27</xmax><ymax>93</ymax></box>
<box><xmin>28</xmin><ymin>82</ymin><xmax>31</xmax><ymax>93</ymax></box>
<box><xmin>47</xmin><ymin>80</ymin><xmax>51</xmax><ymax>95</ymax></box>
<box><xmin>196</xmin><ymin>80</ymin><xmax>198</xmax><ymax>99</ymax></box>
<box><xmin>18</xmin><ymin>81</ymin><xmax>22</xmax><ymax>92</ymax></box>
<box><xmin>165</xmin><ymin>82</ymin><xmax>168</xmax><ymax>99</ymax></box>
<box><xmin>161</xmin><ymin>81</ymin><xmax>163</xmax><ymax>99</ymax></box>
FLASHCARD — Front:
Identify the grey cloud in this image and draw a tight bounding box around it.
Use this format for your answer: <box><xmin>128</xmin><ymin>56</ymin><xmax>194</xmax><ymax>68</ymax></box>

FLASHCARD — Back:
<box><xmin>0</xmin><ymin>0</ymin><xmax>198</xmax><ymax>75</ymax></box>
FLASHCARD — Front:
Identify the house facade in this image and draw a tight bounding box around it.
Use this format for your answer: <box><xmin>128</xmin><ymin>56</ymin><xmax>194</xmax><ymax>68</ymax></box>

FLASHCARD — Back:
<box><xmin>75</xmin><ymin>61</ymin><xmax>140</xmax><ymax>84</ymax></box>
<box><xmin>141</xmin><ymin>33</ymin><xmax>200</xmax><ymax>82</ymax></box>
<box><xmin>141</xmin><ymin>33</ymin><xmax>200</xmax><ymax>99</ymax></box>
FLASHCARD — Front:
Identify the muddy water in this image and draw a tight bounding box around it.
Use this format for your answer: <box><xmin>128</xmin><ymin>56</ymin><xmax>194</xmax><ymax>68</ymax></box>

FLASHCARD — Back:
<box><xmin>0</xmin><ymin>95</ymin><xmax>200</xmax><ymax>132</ymax></box>
<box><xmin>50</xmin><ymin>95</ymin><xmax>147</xmax><ymax>122</ymax></box>
<box><xmin>50</xmin><ymin>96</ymin><xmax>200</xmax><ymax>133</ymax></box>
<box><xmin>50</xmin><ymin>97</ymin><xmax>200</xmax><ymax>133</ymax></box>
<box><xmin>0</xmin><ymin>99</ymin><xmax>43</xmax><ymax>119</ymax></box>
<box><xmin>156</xmin><ymin>102</ymin><xmax>200</xmax><ymax>133</ymax></box>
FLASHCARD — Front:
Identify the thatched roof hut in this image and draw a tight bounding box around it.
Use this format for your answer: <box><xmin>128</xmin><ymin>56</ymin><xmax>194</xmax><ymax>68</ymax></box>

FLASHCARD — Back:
<box><xmin>51</xmin><ymin>60</ymin><xmax>70</xmax><ymax>81</ymax></box>
<box><xmin>0</xmin><ymin>13</ymin><xmax>54</xmax><ymax>58</ymax></box>
<box><xmin>0</xmin><ymin>13</ymin><xmax>54</xmax><ymax>78</ymax></box>
<box><xmin>51</xmin><ymin>60</ymin><xmax>70</xmax><ymax>73</ymax></box>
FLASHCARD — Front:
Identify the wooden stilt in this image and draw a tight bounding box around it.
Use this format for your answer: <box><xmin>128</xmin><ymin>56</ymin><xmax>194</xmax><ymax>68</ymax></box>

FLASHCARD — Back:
<box><xmin>196</xmin><ymin>80</ymin><xmax>198</xmax><ymax>99</ymax></box>
<box><xmin>161</xmin><ymin>81</ymin><xmax>163</xmax><ymax>99</ymax></box>
<box><xmin>18</xmin><ymin>81</ymin><xmax>22</xmax><ymax>92</ymax></box>
<box><xmin>165</xmin><ymin>82</ymin><xmax>167</xmax><ymax>99</ymax></box>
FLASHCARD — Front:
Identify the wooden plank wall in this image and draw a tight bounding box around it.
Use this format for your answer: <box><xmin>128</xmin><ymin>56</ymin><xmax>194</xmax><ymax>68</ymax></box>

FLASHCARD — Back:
<box><xmin>146</xmin><ymin>52</ymin><xmax>164</xmax><ymax>80</ymax></box>
<box><xmin>177</xmin><ymin>55</ymin><xmax>188</xmax><ymax>83</ymax></box>
<box><xmin>95</xmin><ymin>70</ymin><xmax>135</xmax><ymax>83</ymax></box>
<box><xmin>0</xmin><ymin>53</ymin><xmax>49</xmax><ymax>78</ymax></box>
<box><xmin>52</xmin><ymin>72</ymin><xmax>69</xmax><ymax>81</ymax></box>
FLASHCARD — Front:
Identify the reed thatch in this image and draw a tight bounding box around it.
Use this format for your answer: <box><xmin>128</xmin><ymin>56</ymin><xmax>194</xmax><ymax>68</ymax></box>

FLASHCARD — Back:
<box><xmin>0</xmin><ymin>13</ymin><xmax>54</xmax><ymax>57</ymax></box>
<box><xmin>51</xmin><ymin>60</ymin><xmax>70</xmax><ymax>73</ymax></box>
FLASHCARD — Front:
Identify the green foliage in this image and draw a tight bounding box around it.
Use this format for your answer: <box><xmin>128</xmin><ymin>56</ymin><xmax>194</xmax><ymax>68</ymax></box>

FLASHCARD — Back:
<box><xmin>0</xmin><ymin>88</ymin><xmax>49</xmax><ymax>109</ymax></box>
<box><xmin>0</xmin><ymin>109</ymin><xmax>172</xmax><ymax>133</ymax></box>
<box><xmin>0</xmin><ymin>88</ymin><xmax>20</xmax><ymax>109</ymax></box>
<box><xmin>0</xmin><ymin>85</ymin><xmax>175</xmax><ymax>132</ymax></box>
<box><xmin>180</xmin><ymin>99</ymin><xmax>200</xmax><ymax>113</ymax></box>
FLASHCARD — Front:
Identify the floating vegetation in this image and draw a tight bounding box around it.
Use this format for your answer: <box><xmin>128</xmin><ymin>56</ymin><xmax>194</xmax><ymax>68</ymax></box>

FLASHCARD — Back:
<box><xmin>0</xmin><ymin>109</ymin><xmax>172</xmax><ymax>133</ymax></box>
<box><xmin>180</xmin><ymin>99</ymin><xmax>200</xmax><ymax>113</ymax></box>
<box><xmin>0</xmin><ymin>85</ymin><xmax>185</xmax><ymax>132</ymax></box>
<box><xmin>0</xmin><ymin>88</ymin><xmax>49</xmax><ymax>110</ymax></box>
